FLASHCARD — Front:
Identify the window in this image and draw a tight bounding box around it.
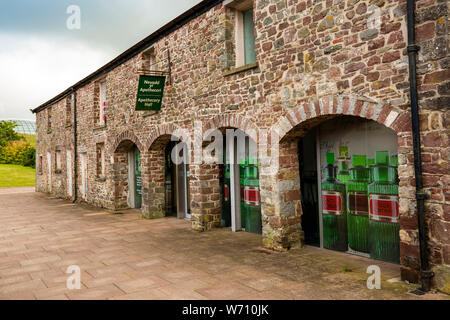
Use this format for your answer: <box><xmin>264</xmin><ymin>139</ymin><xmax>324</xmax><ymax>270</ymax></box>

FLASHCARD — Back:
<box><xmin>94</xmin><ymin>80</ymin><xmax>107</xmax><ymax>126</ymax></box>
<box><xmin>96</xmin><ymin>143</ymin><xmax>105</xmax><ymax>178</ymax></box>
<box><xmin>147</xmin><ymin>49</ymin><xmax>157</xmax><ymax>72</ymax></box>
<box><xmin>38</xmin><ymin>156</ymin><xmax>43</xmax><ymax>175</ymax></box>
<box><xmin>99</xmin><ymin>81</ymin><xmax>106</xmax><ymax>125</ymax></box>
<box><xmin>55</xmin><ymin>150</ymin><xmax>62</xmax><ymax>173</ymax></box>
<box><xmin>66</xmin><ymin>94</ymin><xmax>73</xmax><ymax>126</ymax></box>
<box><xmin>241</xmin><ymin>8</ymin><xmax>256</xmax><ymax>65</ymax></box>
<box><xmin>226</xmin><ymin>0</ymin><xmax>256</xmax><ymax>67</ymax></box>
<box><xmin>141</xmin><ymin>48</ymin><xmax>157</xmax><ymax>73</ymax></box>
<box><xmin>47</xmin><ymin>107</ymin><xmax>52</xmax><ymax>132</ymax></box>
<box><xmin>149</xmin><ymin>53</ymin><xmax>156</xmax><ymax>72</ymax></box>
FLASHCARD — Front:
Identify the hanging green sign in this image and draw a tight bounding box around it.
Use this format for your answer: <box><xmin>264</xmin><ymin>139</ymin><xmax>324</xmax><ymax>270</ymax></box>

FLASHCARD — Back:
<box><xmin>136</xmin><ymin>75</ymin><xmax>166</xmax><ymax>111</ymax></box>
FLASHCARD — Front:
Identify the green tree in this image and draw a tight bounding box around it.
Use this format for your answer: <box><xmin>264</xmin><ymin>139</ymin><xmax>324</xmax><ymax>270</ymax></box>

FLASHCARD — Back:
<box><xmin>0</xmin><ymin>120</ymin><xmax>22</xmax><ymax>148</ymax></box>
<box><xmin>22</xmin><ymin>145</ymin><xmax>36</xmax><ymax>168</ymax></box>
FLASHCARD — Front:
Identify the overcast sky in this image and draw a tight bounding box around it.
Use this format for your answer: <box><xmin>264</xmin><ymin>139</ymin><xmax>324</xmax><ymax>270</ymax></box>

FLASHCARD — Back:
<box><xmin>0</xmin><ymin>0</ymin><xmax>203</xmax><ymax>120</ymax></box>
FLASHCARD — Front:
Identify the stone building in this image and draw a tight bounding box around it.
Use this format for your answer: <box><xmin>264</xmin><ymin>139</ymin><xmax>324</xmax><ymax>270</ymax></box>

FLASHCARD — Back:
<box><xmin>32</xmin><ymin>0</ymin><xmax>449</xmax><ymax>293</ymax></box>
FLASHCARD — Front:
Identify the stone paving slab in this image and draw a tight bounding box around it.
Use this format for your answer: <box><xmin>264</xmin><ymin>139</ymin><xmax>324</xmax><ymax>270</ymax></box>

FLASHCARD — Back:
<box><xmin>0</xmin><ymin>187</ymin><xmax>35</xmax><ymax>194</ymax></box>
<box><xmin>0</xmin><ymin>190</ymin><xmax>448</xmax><ymax>300</ymax></box>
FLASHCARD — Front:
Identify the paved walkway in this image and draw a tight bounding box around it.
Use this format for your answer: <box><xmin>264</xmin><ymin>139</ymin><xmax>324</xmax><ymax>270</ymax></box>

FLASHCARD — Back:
<box><xmin>0</xmin><ymin>188</ymin><xmax>448</xmax><ymax>300</ymax></box>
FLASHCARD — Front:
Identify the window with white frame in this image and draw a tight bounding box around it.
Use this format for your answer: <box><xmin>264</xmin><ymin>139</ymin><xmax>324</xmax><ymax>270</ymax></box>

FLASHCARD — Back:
<box><xmin>225</xmin><ymin>0</ymin><xmax>256</xmax><ymax>67</ymax></box>
<box><xmin>55</xmin><ymin>150</ymin><xmax>62</xmax><ymax>173</ymax></box>
<box><xmin>149</xmin><ymin>50</ymin><xmax>156</xmax><ymax>72</ymax></box>
<box><xmin>141</xmin><ymin>47</ymin><xmax>157</xmax><ymax>73</ymax></box>
<box><xmin>47</xmin><ymin>107</ymin><xmax>52</xmax><ymax>132</ymax></box>
<box><xmin>65</xmin><ymin>94</ymin><xmax>73</xmax><ymax>126</ymax></box>
<box><xmin>99</xmin><ymin>81</ymin><xmax>106</xmax><ymax>125</ymax></box>
<box><xmin>38</xmin><ymin>155</ymin><xmax>43</xmax><ymax>175</ymax></box>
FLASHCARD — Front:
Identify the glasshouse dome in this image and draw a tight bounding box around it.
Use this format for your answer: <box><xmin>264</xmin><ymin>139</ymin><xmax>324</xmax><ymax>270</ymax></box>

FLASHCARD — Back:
<box><xmin>1</xmin><ymin>119</ymin><xmax>36</xmax><ymax>135</ymax></box>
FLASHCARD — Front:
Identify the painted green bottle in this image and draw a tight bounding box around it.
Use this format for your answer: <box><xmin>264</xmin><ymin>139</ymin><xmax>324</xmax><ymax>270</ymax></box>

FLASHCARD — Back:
<box><xmin>322</xmin><ymin>152</ymin><xmax>348</xmax><ymax>251</ymax></box>
<box><xmin>244</xmin><ymin>157</ymin><xmax>262</xmax><ymax>234</ymax></box>
<box><xmin>337</xmin><ymin>146</ymin><xmax>351</xmax><ymax>183</ymax></box>
<box><xmin>367</xmin><ymin>158</ymin><xmax>375</xmax><ymax>183</ymax></box>
<box><xmin>389</xmin><ymin>155</ymin><xmax>399</xmax><ymax>184</ymax></box>
<box><xmin>346</xmin><ymin>155</ymin><xmax>370</xmax><ymax>253</ymax></box>
<box><xmin>134</xmin><ymin>150</ymin><xmax>142</xmax><ymax>209</ymax></box>
<box><xmin>368</xmin><ymin>151</ymin><xmax>400</xmax><ymax>263</ymax></box>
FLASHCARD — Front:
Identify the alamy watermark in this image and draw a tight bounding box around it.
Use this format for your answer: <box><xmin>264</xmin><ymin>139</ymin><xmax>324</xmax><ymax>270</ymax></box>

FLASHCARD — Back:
<box><xmin>367</xmin><ymin>265</ymin><xmax>381</xmax><ymax>290</ymax></box>
<box><xmin>166</xmin><ymin>121</ymin><xmax>279</xmax><ymax>170</ymax></box>
<box><xmin>66</xmin><ymin>5</ymin><xmax>81</xmax><ymax>30</ymax></box>
<box><xmin>66</xmin><ymin>265</ymin><xmax>81</xmax><ymax>290</ymax></box>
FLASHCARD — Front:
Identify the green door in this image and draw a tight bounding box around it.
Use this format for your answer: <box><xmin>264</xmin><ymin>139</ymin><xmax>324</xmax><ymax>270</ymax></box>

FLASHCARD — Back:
<box><xmin>134</xmin><ymin>149</ymin><xmax>142</xmax><ymax>209</ymax></box>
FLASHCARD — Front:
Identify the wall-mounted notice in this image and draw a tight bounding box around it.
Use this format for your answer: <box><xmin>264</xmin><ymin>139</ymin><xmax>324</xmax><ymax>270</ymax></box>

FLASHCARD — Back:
<box><xmin>136</xmin><ymin>75</ymin><xmax>166</xmax><ymax>111</ymax></box>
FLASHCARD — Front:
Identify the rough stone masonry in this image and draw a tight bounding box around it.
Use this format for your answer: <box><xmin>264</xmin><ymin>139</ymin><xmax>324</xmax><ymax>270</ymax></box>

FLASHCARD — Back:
<box><xmin>33</xmin><ymin>0</ymin><xmax>449</xmax><ymax>293</ymax></box>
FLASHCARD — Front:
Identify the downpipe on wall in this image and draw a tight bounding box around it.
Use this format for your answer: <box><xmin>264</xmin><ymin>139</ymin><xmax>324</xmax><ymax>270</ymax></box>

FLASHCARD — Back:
<box><xmin>406</xmin><ymin>0</ymin><xmax>433</xmax><ymax>293</ymax></box>
<box><xmin>72</xmin><ymin>88</ymin><xmax>78</xmax><ymax>203</ymax></box>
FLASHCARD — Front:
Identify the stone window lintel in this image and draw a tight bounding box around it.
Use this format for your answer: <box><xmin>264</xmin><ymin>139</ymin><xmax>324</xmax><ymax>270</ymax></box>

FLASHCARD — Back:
<box><xmin>223</xmin><ymin>0</ymin><xmax>253</xmax><ymax>11</ymax></box>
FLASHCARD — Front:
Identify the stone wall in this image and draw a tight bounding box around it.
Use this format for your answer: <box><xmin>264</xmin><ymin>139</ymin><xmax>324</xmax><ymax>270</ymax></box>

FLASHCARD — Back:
<box><xmin>35</xmin><ymin>0</ymin><xmax>449</xmax><ymax>292</ymax></box>
<box><xmin>35</xmin><ymin>98</ymin><xmax>75</xmax><ymax>200</ymax></box>
<box><xmin>413</xmin><ymin>0</ymin><xmax>449</xmax><ymax>292</ymax></box>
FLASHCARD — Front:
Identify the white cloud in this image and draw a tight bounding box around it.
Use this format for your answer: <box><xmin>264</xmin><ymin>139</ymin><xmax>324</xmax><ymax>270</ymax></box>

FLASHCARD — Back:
<box><xmin>0</xmin><ymin>0</ymin><xmax>204</xmax><ymax>119</ymax></box>
<box><xmin>0</xmin><ymin>101</ymin><xmax>5</xmax><ymax>116</ymax></box>
<box><xmin>0</xmin><ymin>33</ymin><xmax>114</xmax><ymax>119</ymax></box>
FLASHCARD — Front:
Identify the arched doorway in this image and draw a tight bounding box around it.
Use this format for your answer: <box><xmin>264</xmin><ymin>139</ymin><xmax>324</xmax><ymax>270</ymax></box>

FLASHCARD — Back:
<box><xmin>284</xmin><ymin>115</ymin><xmax>400</xmax><ymax>263</ymax></box>
<box><xmin>207</xmin><ymin>127</ymin><xmax>261</xmax><ymax>234</ymax></box>
<box><xmin>113</xmin><ymin>140</ymin><xmax>142</xmax><ymax>209</ymax></box>
<box><xmin>147</xmin><ymin>134</ymin><xmax>190</xmax><ymax>220</ymax></box>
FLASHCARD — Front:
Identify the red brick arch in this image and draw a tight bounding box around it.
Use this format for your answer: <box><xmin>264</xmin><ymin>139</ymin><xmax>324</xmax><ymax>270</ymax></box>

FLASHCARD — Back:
<box><xmin>202</xmin><ymin>113</ymin><xmax>259</xmax><ymax>138</ymax></box>
<box><xmin>261</xmin><ymin>94</ymin><xmax>414</xmax><ymax>256</ymax></box>
<box><xmin>276</xmin><ymin>95</ymin><xmax>411</xmax><ymax>142</ymax></box>
<box><xmin>146</xmin><ymin>123</ymin><xmax>185</xmax><ymax>150</ymax></box>
<box><xmin>112</xmin><ymin>130</ymin><xmax>145</xmax><ymax>152</ymax></box>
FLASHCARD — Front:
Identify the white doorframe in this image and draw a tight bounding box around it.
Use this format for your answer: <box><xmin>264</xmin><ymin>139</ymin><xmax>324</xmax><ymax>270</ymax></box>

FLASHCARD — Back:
<box><xmin>183</xmin><ymin>146</ymin><xmax>191</xmax><ymax>220</ymax></box>
<box><xmin>66</xmin><ymin>150</ymin><xmax>73</xmax><ymax>197</ymax></box>
<box><xmin>175</xmin><ymin>142</ymin><xmax>190</xmax><ymax>220</ymax></box>
<box><xmin>229</xmin><ymin>137</ymin><xmax>242</xmax><ymax>232</ymax></box>
<box><xmin>80</xmin><ymin>153</ymin><xmax>87</xmax><ymax>201</ymax></box>
<box><xmin>315</xmin><ymin>129</ymin><xmax>324</xmax><ymax>248</ymax></box>
<box><xmin>128</xmin><ymin>150</ymin><xmax>136</xmax><ymax>208</ymax></box>
<box><xmin>47</xmin><ymin>152</ymin><xmax>52</xmax><ymax>192</ymax></box>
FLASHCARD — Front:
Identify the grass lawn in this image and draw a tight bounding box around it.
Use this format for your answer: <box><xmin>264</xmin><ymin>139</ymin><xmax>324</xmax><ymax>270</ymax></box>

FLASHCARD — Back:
<box><xmin>0</xmin><ymin>164</ymin><xmax>35</xmax><ymax>188</ymax></box>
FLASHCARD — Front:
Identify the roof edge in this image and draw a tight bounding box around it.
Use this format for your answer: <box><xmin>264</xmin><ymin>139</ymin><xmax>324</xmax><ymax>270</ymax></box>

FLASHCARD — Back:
<box><xmin>32</xmin><ymin>0</ymin><xmax>222</xmax><ymax>114</ymax></box>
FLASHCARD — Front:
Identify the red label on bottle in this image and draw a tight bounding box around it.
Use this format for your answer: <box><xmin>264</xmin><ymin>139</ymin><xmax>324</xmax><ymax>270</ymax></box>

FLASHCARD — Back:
<box><xmin>369</xmin><ymin>195</ymin><xmax>399</xmax><ymax>222</ymax></box>
<box><xmin>244</xmin><ymin>186</ymin><xmax>260</xmax><ymax>206</ymax></box>
<box><xmin>224</xmin><ymin>184</ymin><xmax>229</xmax><ymax>202</ymax></box>
<box><xmin>348</xmin><ymin>192</ymin><xmax>368</xmax><ymax>214</ymax></box>
<box><xmin>322</xmin><ymin>191</ymin><xmax>343</xmax><ymax>215</ymax></box>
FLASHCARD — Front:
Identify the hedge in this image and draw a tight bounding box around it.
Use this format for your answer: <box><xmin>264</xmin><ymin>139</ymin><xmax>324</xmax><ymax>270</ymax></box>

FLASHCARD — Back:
<box><xmin>0</xmin><ymin>140</ymin><xmax>36</xmax><ymax>168</ymax></box>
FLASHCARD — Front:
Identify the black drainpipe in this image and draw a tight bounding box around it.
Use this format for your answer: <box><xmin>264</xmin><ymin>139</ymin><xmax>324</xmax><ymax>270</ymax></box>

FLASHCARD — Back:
<box><xmin>406</xmin><ymin>0</ymin><xmax>433</xmax><ymax>293</ymax></box>
<box><xmin>72</xmin><ymin>88</ymin><xmax>78</xmax><ymax>203</ymax></box>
